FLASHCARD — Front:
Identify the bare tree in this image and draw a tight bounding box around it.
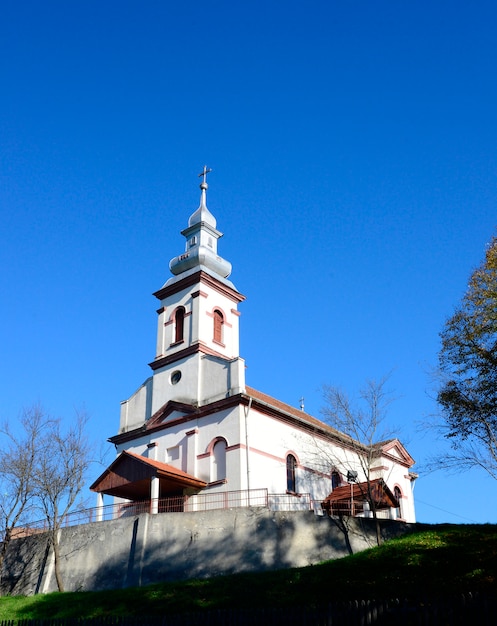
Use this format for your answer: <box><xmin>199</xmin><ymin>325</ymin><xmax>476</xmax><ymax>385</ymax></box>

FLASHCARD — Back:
<box><xmin>319</xmin><ymin>376</ymin><xmax>396</xmax><ymax>546</ymax></box>
<box><xmin>0</xmin><ymin>406</ymin><xmax>51</xmax><ymax>574</ymax></box>
<box><xmin>34</xmin><ymin>410</ymin><xmax>93</xmax><ymax>592</ymax></box>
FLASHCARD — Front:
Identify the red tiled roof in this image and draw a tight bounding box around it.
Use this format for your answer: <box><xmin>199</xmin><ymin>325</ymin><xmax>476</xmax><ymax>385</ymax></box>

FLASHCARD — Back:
<box><xmin>123</xmin><ymin>450</ymin><xmax>203</xmax><ymax>481</ymax></box>
<box><xmin>322</xmin><ymin>478</ymin><xmax>398</xmax><ymax>510</ymax></box>
<box><xmin>245</xmin><ymin>387</ymin><xmax>414</xmax><ymax>467</ymax></box>
<box><xmin>245</xmin><ymin>385</ymin><xmax>355</xmax><ymax>445</ymax></box>
<box><xmin>90</xmin><ymin>450</ymin><xmax>207</xmax><ymax>499</ymax></box>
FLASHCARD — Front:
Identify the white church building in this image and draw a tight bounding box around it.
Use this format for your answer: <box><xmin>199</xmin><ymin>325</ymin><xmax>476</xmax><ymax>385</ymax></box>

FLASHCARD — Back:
<box><xmin>91</xmin><ymin>172</ymin><xmax>417</xmax><ymax>523</ymax></box>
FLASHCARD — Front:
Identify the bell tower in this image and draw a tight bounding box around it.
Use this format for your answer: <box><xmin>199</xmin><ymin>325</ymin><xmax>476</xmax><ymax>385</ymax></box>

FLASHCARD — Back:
<box><xmin>122</xmin><ymin>169</ymin><xmax>246</xmax><ymax>428</ymax></box>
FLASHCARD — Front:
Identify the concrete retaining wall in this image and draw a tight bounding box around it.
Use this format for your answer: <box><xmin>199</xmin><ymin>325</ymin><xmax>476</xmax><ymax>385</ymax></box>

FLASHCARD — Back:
<box><xmin>0</xmin><ymin>508</ymin><xmax>413</xmax><ymax>595</ymax></box>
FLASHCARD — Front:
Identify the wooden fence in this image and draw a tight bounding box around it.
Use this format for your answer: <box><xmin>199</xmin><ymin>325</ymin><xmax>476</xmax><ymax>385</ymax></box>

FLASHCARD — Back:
<box><xmin>1</xmin><ymin>593</ymin><xmax>495</xmax><ymax>626</ymax></box>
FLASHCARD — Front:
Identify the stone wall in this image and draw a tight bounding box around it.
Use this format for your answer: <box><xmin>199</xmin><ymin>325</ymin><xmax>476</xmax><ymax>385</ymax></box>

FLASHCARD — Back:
<box><xmin>0</xmin><ymin>508</ymin><xmax>413</xmax><ymax>595</ymax></box>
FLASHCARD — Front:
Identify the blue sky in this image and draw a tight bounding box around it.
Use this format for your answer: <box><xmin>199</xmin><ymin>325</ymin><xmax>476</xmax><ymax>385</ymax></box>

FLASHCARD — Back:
<box><xmin>1</xmin><ymin>1</ymin><xmax>496</xmax><ymax>524</ymax></box>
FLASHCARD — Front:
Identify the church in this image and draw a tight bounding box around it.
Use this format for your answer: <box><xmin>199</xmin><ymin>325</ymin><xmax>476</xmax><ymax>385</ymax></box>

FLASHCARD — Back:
<box><xmin>91</xmin><ymin>171</ymin><xmax>417</xmax><ymax>523</ymax></box>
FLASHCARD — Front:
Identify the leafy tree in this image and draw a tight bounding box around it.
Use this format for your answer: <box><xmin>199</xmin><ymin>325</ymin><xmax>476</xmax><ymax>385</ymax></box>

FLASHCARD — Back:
<box><xmin>319</xmin><ymin>376</ymin><xmax>396</xmax><ymax>545</ymax></box>
<box><xmin>435</xmin><ymin>235</ymin><xmax>497</xmax><ymax>479</ymax></box>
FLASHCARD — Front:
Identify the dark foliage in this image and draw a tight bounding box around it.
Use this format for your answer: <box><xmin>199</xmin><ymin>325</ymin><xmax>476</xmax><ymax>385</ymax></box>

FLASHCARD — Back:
<box><xmin>436</xmin><ymin>235</ymin><xmax>497</xmax><ymax>477</ymax></box>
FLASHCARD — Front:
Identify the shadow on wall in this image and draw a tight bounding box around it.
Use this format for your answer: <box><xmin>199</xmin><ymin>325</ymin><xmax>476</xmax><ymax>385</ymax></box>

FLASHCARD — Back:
<box><xmin>0</xmin><ymin>531</ymin><xmax>59</xmax><ymax>596</ymax></box>
<box><xmin>1</xmin><ymin>508</ymin><xmax>415</xmax><ymax>596</ymax></box>
<box><xmin>87</xmin><ymin>508</ymin><xmax>323</xmax><ymax>591</ymax></box>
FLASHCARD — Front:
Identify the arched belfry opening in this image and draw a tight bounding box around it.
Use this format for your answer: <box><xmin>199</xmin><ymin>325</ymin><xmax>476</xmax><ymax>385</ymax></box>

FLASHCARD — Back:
<box><xmin>213</xmin><ymin>309</ymin><xmax>224</xmax><ymax>344</ymax></box>
<box><xmin>174</xmin><ymin>306</ymin><xmax>185</xmax><ymax>344</ymax></box>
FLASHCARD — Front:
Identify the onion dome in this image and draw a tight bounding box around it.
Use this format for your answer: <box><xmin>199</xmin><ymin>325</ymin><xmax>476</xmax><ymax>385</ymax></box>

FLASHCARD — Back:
<box><xmin>169</xmin><ymin>167</ymin><xmax>232</xmax><ymax>279</ymax></box>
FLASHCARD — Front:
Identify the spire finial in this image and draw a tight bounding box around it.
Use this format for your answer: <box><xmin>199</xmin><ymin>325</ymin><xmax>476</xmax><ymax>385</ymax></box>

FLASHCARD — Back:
<box><xmin>198</xmin><ymin>166</ymin><xmax>211</xmax><ymax>210</ymax></box>
<box><xmin>198</xmin><ymin>165</ymin><xmax>212</xmax><ymax>188</ymax></box>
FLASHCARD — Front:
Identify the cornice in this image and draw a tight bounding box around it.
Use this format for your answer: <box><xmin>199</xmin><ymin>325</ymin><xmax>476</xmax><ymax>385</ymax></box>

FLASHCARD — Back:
<box><xmin>109</xmin><ymin>394</ymin><xmax>245</xmax><ymax>445</ymax></box>
<box><xmin>153</xmin><ymin>270</ymin><xmax>245</xmax><ymax>304</ymax></box>
<box><xmin>239</xmin><ymin>393</ymin><xmax>360</xmax><ymax>452</ymax></box>
<box><xmin>111</xmin><ymin>390</ymin><xmax>362</xmax><ymax>451</ymax></box>
<box><xmin>149</xmin><ymin>341</ymin><xmax>232</xmax><ymax>371</ymax></box>
<box><xmin>110</xmin><ymin>387</ymin><xmax>407</xmax><ymax>468</ymax></box>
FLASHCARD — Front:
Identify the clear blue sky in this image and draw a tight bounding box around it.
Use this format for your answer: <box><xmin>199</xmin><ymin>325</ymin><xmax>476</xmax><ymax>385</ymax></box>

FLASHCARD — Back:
<box><xmin>1</xmin><ymin>1</ymin><xmax>496</xmax><ymax>524</ymax></box>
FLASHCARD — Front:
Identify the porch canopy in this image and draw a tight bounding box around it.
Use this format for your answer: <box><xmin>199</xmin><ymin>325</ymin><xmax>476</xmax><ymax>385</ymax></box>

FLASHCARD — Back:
<box><xmin>321</xmin><ymin>478</ymin><xmax>399</xmax><ymax>515</ymax></box>
<box><xmin>90</xmin><ymin>450</ymin><xmax>207</xmax><ymax>501</ymax></box>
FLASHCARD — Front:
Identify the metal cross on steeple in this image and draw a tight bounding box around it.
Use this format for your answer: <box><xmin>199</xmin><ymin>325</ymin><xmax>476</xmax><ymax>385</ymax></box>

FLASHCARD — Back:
<box><xmin>198</xmin><ymin>165</ymin><xmax>212</xmax><ymax>184</ymax></box>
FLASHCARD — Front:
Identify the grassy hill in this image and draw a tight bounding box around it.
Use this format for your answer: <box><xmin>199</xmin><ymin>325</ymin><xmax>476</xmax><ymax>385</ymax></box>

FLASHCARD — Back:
<box><xmin>0</xmin><ymin>524</ymin><xmax>495</xmax><ymax>620</ymax></box>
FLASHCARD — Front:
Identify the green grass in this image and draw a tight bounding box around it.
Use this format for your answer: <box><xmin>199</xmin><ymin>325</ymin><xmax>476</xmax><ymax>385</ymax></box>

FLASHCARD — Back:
<box><xmin>0</xmin><ymin>524</ymin><xmax>496</xmax><ymax>621</ymax></box>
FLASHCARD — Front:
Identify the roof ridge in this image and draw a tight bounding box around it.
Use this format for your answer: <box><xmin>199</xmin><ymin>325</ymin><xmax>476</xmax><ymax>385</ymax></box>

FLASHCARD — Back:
<box><xmin>244</xmin><ymin>385</ymin><xmax>354</xmax><ymax>443</ymax></box>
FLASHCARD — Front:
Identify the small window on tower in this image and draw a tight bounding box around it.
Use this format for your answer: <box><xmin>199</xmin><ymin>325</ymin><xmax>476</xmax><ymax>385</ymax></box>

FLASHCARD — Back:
<box><xmin>174</xmin><ymin>307</ymin><xmax>185</xmax><ymax>344</ymax></box>
<box><xmin>213</xmin><ymin>309</ymin><xmax>224</xmax><ymax>344</ymax></box>
<box><xmin>189</xmin><ymin>236</ymin><xmax>197</xmax><ymax>248</ymax></box>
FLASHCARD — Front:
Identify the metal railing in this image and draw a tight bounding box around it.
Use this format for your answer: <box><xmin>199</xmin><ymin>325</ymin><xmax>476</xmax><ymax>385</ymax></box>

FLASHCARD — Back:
<box><xmin>4</xmin><ymin>492</ymin><xmax>400</xmax><ymax>541</ymax></box>
<box><xmin>111</xmin><ymin>488</ymin><xmax>272</xmax><ymax>519</ymax></box>
<box><xmin>6</xmin><ymin>489</ymin><xmax>314</xmax><ymax>537</ymax></box>
<box><xmin>319</xmin><ymin>500</ymin><xmax>396</xmax><ymax>519</ymax></box>
<box><xmin>268</xmin><ymin>492</ymin><xmax>312</xmax><ymax>511</ymax></box>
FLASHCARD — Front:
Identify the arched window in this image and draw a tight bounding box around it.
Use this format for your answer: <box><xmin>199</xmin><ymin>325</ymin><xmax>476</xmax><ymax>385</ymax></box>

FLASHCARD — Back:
<box><xmin>331</xmin><ymin>471</ymin><xmax>341</xmax><ymax>489</ymax></box>
<box><xmin>174</xmin><ymin>307</ymin><xmax>185</xmax><ymax>343</ymax></box>
<box><xmin>212</xmin><ymin>439</ymin><xmax>227</xmax><ymax>482</ymax></box>
<box><xmin>394</xmin><ymin>486</ymin><xmax>403</xmax><ymax>519</ymax></box>
<box><xmin>286</xmin><ymin>454</ymin><xmax>297</xmax><ymax>493</ymax></box>
<box><xmin>213</xmin><ymin>309</ymin><xmax>224</xmax><ymax>344</ymax></box>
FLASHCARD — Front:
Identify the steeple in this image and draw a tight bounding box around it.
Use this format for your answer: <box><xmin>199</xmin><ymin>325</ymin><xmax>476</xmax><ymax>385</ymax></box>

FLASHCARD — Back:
<box><xmin>169</xmin><ymin>167</ymin><xmax>232</xmax><ymax>281</ymax></box>
<box><xmin>187</xmin><ymin>166</ymin><xmax>217</xmax><ymax>228</ymax></box>
<box><xmin>118</xmin><ymin>168</ymin><xmax>246</xmax><ymax>431</ymax></box>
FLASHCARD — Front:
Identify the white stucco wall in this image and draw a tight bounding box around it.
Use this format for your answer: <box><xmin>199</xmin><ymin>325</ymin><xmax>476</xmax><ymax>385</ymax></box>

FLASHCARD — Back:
<box><xmin>114</xmin><ymin>399</ymin><xmax>416</xmax><ymax>523</ymax></box>
<box><xmin>155</xmin><ymin>279</ymin><xmax>241</xmax><ymax>363</ymax></box>
<box><xmin>118</xmin><ymin>352</ymin><xmax>246</xmax><ymax>431</ymax></box>
<box><xmin>115</xmin><ymin>405</ymin><xmax>244</xmax><ymax>487</ymax></box>
<box><xmin>114</xmin><ymin>265</ymin><xmax>415</xmax><ymax>520</ymax></box>
<box><xmin>374</xmin><ymin>449</ymin><xmax>416</xmax><ymax>522</ymax></box>
<box><xmin>119</xmin><ymin>377</ymin><xmax>153</xmax><ymax>433</ymax></box>
<box><xmin>242</xmin><ymin>408</ymin><xmax>353</xmax><ymax>502</ymax></box>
